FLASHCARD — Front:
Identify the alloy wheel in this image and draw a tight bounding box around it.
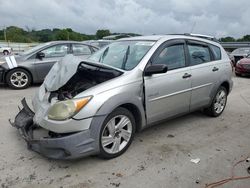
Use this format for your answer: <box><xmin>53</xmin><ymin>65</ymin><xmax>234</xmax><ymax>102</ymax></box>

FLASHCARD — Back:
<box><xmin>214</xmin><ymin>90</ymin><xmax>226</xmax><ymax>114</ymax></box>
<box><xmin>10</xmin><ymin>71</ymin><xmax>29</xmax><ymax>88</ymax></box>
<box><xmin>101</xmin><ymin>115</ymin><xmax>132</xmax><ymax>154</ymax></box>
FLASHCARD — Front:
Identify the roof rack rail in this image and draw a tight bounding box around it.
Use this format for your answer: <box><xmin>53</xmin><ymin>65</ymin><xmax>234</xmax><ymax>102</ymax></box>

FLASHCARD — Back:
<box><xmin>184</xmin><ymin>33</ymin><xmax>218</xmax><ymax>42</ymax></box>
<box><xmin>167</xmin><ymin>33</ymin><xmax>219</xmax><ymax>42</ymax></box>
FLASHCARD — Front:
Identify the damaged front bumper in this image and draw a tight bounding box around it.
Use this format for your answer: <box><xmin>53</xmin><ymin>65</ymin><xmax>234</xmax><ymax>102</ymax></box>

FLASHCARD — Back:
<box><xmin>10</xmin><ymin>98</ymin><xmax>102</xmax><ymax>159</ymax></box>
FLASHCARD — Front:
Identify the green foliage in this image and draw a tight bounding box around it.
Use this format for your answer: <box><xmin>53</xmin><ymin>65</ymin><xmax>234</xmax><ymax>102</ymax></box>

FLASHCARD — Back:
<box><xmin>220</xmin><ymin>36</ymin><xmax>235</xmax><ymax>42</ymax></box>
<box><xmin>0</xmin><ymin>26</ymin><xmax>96</xmax><ymax>43</ymax></box>
<box><xmin>237</xmin><ymin>35</ymin><xmax>250</xmax><ymax>42</ymax></box>
<box><xmin>96</xmin><ymin>29</ymin><xmax>111</xmax><ymax>39</ymax></box>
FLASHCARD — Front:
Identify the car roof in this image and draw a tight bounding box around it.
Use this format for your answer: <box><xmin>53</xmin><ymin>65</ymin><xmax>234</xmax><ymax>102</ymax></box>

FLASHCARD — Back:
<box><xmin>118</xmin><ymin>34</ymin><xmax>220</xmax><ymax>46</ymax></box>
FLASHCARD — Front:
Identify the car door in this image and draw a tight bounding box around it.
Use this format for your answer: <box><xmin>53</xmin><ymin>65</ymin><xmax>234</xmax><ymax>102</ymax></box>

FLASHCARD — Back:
<box><xmin>187</xmin><ymin>40</ymin><xmax>221</xmax><ymax>111</ymax></box>
<box><xmin>34</xmin><ymin>44</ymin><xmax>69</xmax><ymax>81</ymax></box>
<box><xmin>72</xmin><ymin>44</ymin><xmax>93</xmax><ymax>58</ymax></box>
<box><xmin>144</xmin><ymin>40</ymin><xmax>192</xmax><ymax>125</ymax></box>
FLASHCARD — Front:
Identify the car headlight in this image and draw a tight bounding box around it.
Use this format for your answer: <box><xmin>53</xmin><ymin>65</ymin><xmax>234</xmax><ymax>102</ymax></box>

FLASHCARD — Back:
<box><xmin>48</xmin><ymin>96</ymin><xmax>92</xmax><ymax>121</ymax></box>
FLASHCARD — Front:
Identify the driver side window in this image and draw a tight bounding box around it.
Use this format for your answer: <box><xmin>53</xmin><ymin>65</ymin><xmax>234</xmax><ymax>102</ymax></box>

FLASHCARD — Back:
<box><xmin>152</xmin><ymin>44</ymin><xmax>186</xmax><ymax>70</ymax></box>
<box><xmin>41</xmin><ymin>44</ymin><xmax>68</xmax><ymax>58</ymax></box>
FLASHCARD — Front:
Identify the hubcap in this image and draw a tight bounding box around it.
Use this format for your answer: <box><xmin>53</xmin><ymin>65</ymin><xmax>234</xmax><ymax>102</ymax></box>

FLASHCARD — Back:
<box><xmin>10</xmin><ymin>71</ymin><xmax>28</xmax><ymax>88</ymax></box>
<box><xmin>214</xmin><ymin>90</ymin><xmax>226</xmax><ymax>114</ymax></box>
<box><xmin>101</xmin><ymin>115</ymin><xmax>132</xmax><ymax>154</ymax></box>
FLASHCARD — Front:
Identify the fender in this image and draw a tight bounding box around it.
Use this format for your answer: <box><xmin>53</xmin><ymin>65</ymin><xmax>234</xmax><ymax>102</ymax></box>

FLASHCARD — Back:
<box><xmin>95</xmin><ymin>84</ymin><xmax>147</xmax><ymax>131</ymax></box>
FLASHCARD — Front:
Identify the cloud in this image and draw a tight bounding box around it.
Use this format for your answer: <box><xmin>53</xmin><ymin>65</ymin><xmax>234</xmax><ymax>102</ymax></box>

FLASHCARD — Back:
<box><xmin>0</xmin><ymin>0</ymin><xmax>249</xmax><ymax>38</ymax></box>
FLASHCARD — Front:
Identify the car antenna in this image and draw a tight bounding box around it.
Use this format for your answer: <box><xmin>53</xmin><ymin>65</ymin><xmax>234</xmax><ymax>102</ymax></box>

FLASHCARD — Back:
<box><xmin>190</xmin><ymin>21</ymin><xmax>196</xmax><ymax>33</ymax></box>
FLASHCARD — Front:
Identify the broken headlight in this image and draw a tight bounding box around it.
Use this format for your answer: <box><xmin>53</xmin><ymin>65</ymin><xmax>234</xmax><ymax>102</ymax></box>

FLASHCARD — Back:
<box><xmin>48</xmin><ymin>96</ymin><xmax>92</xmax><ymax>121</ymax></box>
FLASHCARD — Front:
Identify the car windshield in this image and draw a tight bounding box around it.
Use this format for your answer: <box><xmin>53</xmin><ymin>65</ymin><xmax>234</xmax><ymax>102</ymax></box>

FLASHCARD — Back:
<box><xmin>88</xmin><ymin>40</ymin><xmax>155</xmax><ymax>70</ymax></box>
<box><xmin>20</xmin><ymin>42</ymin><xmax>52</xmax><ymax>56</ymax></box>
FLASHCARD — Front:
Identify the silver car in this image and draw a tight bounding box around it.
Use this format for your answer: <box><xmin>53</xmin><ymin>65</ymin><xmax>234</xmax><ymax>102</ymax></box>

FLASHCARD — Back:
<box><xmin>10</xmin><ymin>35</ymin><xmax>233</xmax><ymax>159</ymax></box>
<box><xmin>0</xmin><ymin>41</ymin><xmax>98</xmax><ymax>89</ymax></box>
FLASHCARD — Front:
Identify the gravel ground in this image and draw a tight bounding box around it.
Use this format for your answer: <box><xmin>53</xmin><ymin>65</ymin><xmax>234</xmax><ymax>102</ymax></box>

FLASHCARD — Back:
<box><xmin>0</xmin><ymin>76</ymin><xmax>250</xmax><ymax>188</ymax></box>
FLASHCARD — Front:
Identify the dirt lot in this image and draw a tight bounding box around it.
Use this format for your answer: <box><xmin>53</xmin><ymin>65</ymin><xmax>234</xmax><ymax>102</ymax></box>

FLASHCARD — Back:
<box><xmin>0</xmin><ymin>76</ymin><xmax>250</xmax><ymax>188</ymax></box>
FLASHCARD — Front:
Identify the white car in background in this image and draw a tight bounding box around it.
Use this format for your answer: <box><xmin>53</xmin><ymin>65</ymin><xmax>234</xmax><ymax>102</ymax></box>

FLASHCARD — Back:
<box><xmin>0</xmin><ymin>46</ymin><xmax>12</xmax><ymax>55</ymax></box>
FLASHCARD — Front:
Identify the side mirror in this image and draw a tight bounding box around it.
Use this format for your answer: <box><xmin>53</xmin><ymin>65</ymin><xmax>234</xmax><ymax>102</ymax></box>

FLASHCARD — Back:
<box><xmin>144</xmin><ymin>64</ymin><xmax>168</xmax><ymax>76</ymax></box>
<box><xmin>37</xmin><ymin>52</ymin><xmax>45</xmax><ymax>59</ymax></box>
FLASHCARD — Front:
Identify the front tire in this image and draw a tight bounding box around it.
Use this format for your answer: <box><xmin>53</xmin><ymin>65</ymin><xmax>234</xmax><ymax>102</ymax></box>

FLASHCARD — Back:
<box><xmin>204</xmin><ymin>86</ymin><xmax>228</xmax><ymax>117</ymax></box>
<box><xmin>6</xmin><ymin>68</ymin><xmax>32</xmax><ymax>89</ymax></box>
<box><xmin>99</xmin><ymin>107</ymin><xmax>135</xmax><ymax>159</ymax></box>
<box><xmin>3</xmin><ymin>50</ymin><xmax>9</xmax><ymax>55</ymax></box>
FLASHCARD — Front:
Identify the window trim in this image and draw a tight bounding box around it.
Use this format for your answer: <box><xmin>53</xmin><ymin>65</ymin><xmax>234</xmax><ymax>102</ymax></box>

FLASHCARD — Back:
<box><xmin>147</xmin><ymin>39</ymin><xmax>189</xmax><ymax>72</ymax></box>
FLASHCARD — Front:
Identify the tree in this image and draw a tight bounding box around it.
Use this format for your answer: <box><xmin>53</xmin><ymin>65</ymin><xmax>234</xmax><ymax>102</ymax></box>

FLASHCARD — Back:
<box><xmin>220</xmin><ymin>36</ymin><xmax>235</xmax><ymax>42</ymax></box>
<box><xmin>55</xmin><ymin>29</ymin><xmax>69</xmax><ymax>40</ymax></box>
<box><xmin>238</xmin><ymin>35</ymin><xmax>250</xmax><ymax>42</ymax></box>
<box><xmin>96</xmin><ymin>29</ymin><xmax>111</xmax><ymax>39</ymax></box>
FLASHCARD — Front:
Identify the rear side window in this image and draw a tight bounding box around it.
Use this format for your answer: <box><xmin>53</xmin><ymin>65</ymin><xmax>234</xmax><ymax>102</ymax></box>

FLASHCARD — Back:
<box><xmin>210</xmin><ymin>45</ymin><xmax>221</xmax><ymax>60</ymax></box>
<box><xmin>187</xmin><ymin>44</ymin><xmax>211</xmax><ymax>66</ymax></box>
<box><xmin>152</xmin><ymin>44</ymin><xmax>186</xmax><ymax>70</ymax></box>
<box><xmin>41</xmin><ymin>44</ymin><xmax>69</xmax><ymax>58</ymax></box>
<box><xmin>72</xmin><ymin>44</ymin><xmax>92</xmax><ymax>55</ymax></box>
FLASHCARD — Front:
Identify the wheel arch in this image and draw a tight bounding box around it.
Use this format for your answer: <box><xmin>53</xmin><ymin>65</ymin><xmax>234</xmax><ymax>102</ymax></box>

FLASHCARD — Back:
<box><xmin>95</xmin><ymin>94</ymin><xmax>146</xmax><ymax>132</ymax></box>
<box><xmin>4</xmin><ymin>67</ymin><xmax>34</xmax><ymax>84</ymax></box>
<box><xmin>118</xmin><ymin>103</ymin><xmax>143</xmax><ymax>132</ymax></box>
<box><xmin>220</xmin><ymin>81</ymin><xmax>230</xmax><ymax>95</ymax></box>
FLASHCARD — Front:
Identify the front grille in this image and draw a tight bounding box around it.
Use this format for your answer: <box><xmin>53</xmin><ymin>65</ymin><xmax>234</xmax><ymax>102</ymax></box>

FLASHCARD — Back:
<box><xmin>243</xmin><ymin>64</ymin><xmax>250</xmax><ymax>70</ymax></box>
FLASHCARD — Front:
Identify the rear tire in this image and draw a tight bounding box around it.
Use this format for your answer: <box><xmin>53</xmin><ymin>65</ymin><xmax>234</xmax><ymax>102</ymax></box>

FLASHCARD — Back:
<box><xmin>6</xmin><ymin>68</ymin><xmax>32</xmax><ymax>89</ymax></box>
<box><xmin>99</xmin><ymin>107</ymin><xmax>135</xmax><ymax>159</ymax></box>
<box><xmin>204</xmin><ymin>86</ymin><xmax>227</xmax><ymax>117</ymax></box>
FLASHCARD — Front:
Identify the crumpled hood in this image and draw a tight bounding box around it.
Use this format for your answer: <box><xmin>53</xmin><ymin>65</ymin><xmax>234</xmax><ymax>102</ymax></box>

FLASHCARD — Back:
<box><xmin>43</xmin><ymin>55</ymin><xmax>82</xmax><ymax>91</ymax></box>
<box><xmin>43</xmin><ymin>54</ymin><xmax>124</xmax><ymax>92</ymax></box>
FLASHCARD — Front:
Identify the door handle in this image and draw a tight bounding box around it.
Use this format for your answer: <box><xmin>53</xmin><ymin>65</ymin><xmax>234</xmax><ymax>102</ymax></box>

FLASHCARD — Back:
<box><xmin>182</xmin><ymin>73</ymin><xmax>192</xmax><ymax>79</ymax></box>
<box><xmin>212</xmin><ymin>67</ymin><xmax>219</xmax><ymax>72</ymax></box>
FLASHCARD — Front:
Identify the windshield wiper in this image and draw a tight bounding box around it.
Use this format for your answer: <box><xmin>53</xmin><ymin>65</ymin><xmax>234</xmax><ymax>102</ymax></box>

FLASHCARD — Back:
<box><xmin>121</xmin><ymin>45</ymin><xmax>130</xmax><ymax>69</ymax></box>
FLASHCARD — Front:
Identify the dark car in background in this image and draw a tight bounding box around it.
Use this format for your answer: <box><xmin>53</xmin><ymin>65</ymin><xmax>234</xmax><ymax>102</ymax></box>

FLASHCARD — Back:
<box><xmin>235</xmin><ymin>54</ymin><xmax>250</xmax><ymax>76</ymax></box>
<box><xmin>0</xmin><ymin>41</ymin><xmax>98</xmax><ymax>89</ymax></box>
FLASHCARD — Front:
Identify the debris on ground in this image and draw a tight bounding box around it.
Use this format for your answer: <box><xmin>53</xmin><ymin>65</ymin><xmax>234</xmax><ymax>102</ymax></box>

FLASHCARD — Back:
<box><xmin>110</xmin><ymin>182</ymin><xmax>121</xmax><ymax>187</ymax></box>
<box><xmin>190</xmin><ymin>158</ymin><xmax>200</xmax><ymax>164</ymax></box>
<box><xmin>167</xmin><ymin>134</ymin><xmax>175</xmax><ymax>138</ymax></box>
<box><xmin>115</xmin><ymin>173</ymin><xmax>123</xmax><ymax>178</ymax></box>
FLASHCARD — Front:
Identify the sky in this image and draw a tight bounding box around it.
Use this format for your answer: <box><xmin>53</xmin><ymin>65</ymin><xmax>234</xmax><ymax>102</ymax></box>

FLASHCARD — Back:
<box><xmin>0</xmin><ymin>0</ymin><xmax>249</xmax><ymax>38</ymax></box>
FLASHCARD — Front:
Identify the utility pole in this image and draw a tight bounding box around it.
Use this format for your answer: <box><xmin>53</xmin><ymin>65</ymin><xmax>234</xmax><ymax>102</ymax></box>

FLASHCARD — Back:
<box><xmin>4</xmin><ymin>26</ymin><xmax>7</xmax><ymax>42</ymax></box>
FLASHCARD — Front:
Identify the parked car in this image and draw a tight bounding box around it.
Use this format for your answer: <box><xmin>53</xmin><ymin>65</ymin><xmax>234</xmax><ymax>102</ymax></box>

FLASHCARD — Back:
<box><xmin>10</xmin><ymin>35</ymin><xmax>233</xmax><ymax>159</ymax></box>
<box><xmin>230</xmin><ymin>48</ymin><xmax>250</xmax><ymax>66</ymax></box>
<box><xmin>83</xmin><ymin>39</ymin><xmax>113</xmax><ymax>48</ymax></box>
<box><xmin>0</xmin><ymin>46</ymin><xmax>12</xmax><ymax>55</ymax></box>
<box><xmin>0</xmin><ymin>41</ymin><xmax>98</xmax><ymax>89</ymax></box>
<box><xmin>235</xmin><ymin>54</ymin><xmax>250</xmax><ymax>76</ymax></box>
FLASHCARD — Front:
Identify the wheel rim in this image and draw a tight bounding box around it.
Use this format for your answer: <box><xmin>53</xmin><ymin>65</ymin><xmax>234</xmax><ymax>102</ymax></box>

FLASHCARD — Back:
<box><xmin>214</xmin><ymin>90</ymin><xmax>226</xmax><ymax>114</ymax></box>
<box><xmin>4</xmin><ymin>51</ymin><xmax>8</xmax><ymax>55</ymax></box>
<box><xmin>101</xmin><ymin>115</ymin><xmax>132</xmax><ymax>154</ymax></box>
<box><xmin>10</xmin><ymin>71</ymin><xmax>28</xmax><ymax>88</ymax></box>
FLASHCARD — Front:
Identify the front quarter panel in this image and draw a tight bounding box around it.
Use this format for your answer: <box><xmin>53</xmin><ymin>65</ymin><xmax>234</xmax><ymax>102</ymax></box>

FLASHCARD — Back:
<box><xmin>73</xmin><ymin>80</ymin><xmax>146</xmax><ymax>129</ymax></box>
